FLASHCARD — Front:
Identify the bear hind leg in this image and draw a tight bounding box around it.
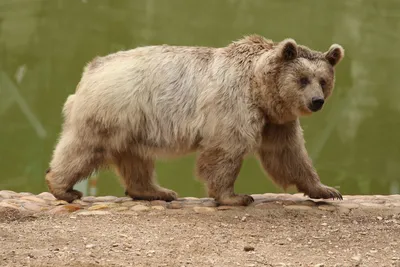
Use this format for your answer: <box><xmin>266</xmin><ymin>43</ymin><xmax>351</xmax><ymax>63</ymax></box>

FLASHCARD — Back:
<box><xmin>46</xmin><ymin>134</ymin><xmax>105</xmax><ymax>203</ymax></box>
<box><xmin>113</xmin><ymin>152</ymin><xmax>178</xmax><ymax>202</ymax></box>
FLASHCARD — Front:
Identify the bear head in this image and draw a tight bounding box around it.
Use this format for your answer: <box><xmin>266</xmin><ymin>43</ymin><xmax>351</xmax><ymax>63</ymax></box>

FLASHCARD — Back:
<box><xmin>255</xmin><ymin>38</ymin><xmax>345</xmax><ymax>124</ymax></box>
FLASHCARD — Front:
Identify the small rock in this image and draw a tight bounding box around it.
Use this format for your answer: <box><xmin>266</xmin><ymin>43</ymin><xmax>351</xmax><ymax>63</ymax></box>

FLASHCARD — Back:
<box><xmin>88</xmin><ymin>204</ymin><xmax>117</xmax><ymax>210</ymax></box>
<box><xmin>298</xmin><ymin>200</ymin><xmax>317</xmax><ymax>206</ymax></box>
<box><xmin>86</xmin><ymin>244</ymin><xmax>95</xmax><ymax>249</ymax></box>
<box><xmin>321</xmin><ymin>223</ymin><xmax>328</xmax><ymax>226</ymax></box>
<box><xmin>121</xmin><ymin>201</ymin><xmax>138</xmax><ymax>207</ymax></box>
<box><xmin>131</xmin><ymin>205</ymin><xmax>150</xmax><ymax>212</ymax></box>
<box><xmin>112</xmin><ymin>243</ymin><xmax>119</xmax><ymax>247</ymax></box>
<box><xmin>241</xmin><ymin>216</ymin><xmax>247</xmax><ymax>222</ymax></box>
<box><xmin>53</xmin><ymin>200</ymin><xmax>69</xmax><ymax>206</ymax></box>
<box><xmin>314</xmin><ymin>264</ymin><xmax>324</xmax><ymax>267</ymax></box>
<box><xmin>243</xmin><ymin>246</ymin><xmax>255</xmax><ymax>252</ymax></box>
<box><xmin>169</xmin><ymin>201</ymin><xmax>183</xmax><ymax>209</ymax></box>
<box><xmin>77</xmin><ymin>210</ymin><xmax>111</xmax><ymax>216</ymax></box>
<box><xmin>283</xmin><ymin>205</ymin><xmax>312</xmax><ymax>211</ymax></box>
<box><xmin>182</xmin><ymin>197</ymin><xmax>199</xmax><ymax>201</ymax></box>
<box><xmin>0</xmin><ymin>202</ymin><xmax>19</xmax><ymax>210</ymax></box>
<box><xmin>81</xmin><ymin>196</ymin><xmax>97</xmax><ymax>202</ymax></box>
<box><xmin>151</xmin><ymin>206</ymin><xmax>165</xmax><ymax>211</ymax></box>
<box><xmin>193</xmin><ymin>207</ymin><xmax>216</xmax><ymax>213</ymax></box>
<box><xmin>351</xmin><ymin>254</ymin><xmax>362</xmax><ymax>263</ymax></box>
<box><xmin>20</xmin><ymin>196</ymin><xmax>46</xmax><ymax>204</ymax></box>
<box><xmin>201</xmin><ymin>201</ymin><xmax>218</xmax><ymax>207</ymax></box>
<box><xmin>72</xmin><ymin>199</ymin><xmax>90</xmax><ymax>206</ymax></box>
<box><xmin>37</xmin><ymin>192</ymin><xmax>56</xmax><ymax>201</ymax></box>
<box><xmin>0</xmin><ymin>190</ymin><xmax>17</xmax><ymax>199</ymax></box>
<box><xmin>22</xmin><ymin>202</ymin><xmax>45</xmax><ymax>212</ymax></box>
<box><xmin>48</xmin><ymin>204</ymin><xmax>81</xmax><ymax>214</ymax></box>
<box><xmin>113</xmin><ymin>207</ymin><xmax>129</xmax><ymax>212</ymax></box>
<box><xmin>377</xmin><ymin>216</ymin><xmax>383</xmax><ymax>221</ymax></box>
<box><xmin>150</xmin><ymin>200</ymin><xmax>167</xmax><ymax>207</ymax></box>
<box><xmin>94</xmin><ymin>196</ymin><xmax>118</xmax><ymax>202</ymax></box>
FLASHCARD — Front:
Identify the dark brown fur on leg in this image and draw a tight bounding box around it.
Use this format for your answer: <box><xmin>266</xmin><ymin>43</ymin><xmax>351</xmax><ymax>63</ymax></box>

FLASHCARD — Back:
<box><xmin>258</xmin><ymin>120</ymin><xmax>342</xmax><ymax>200</ymax></box>
<box><xmin>196</xmin><ymin>148</ymin><xmax>254</xmax><ymax>206</ymax></box>
<box><xmin>113</xmin><ymin>152</ymin><xmax>177</xmax><ymax>201</ymax></box>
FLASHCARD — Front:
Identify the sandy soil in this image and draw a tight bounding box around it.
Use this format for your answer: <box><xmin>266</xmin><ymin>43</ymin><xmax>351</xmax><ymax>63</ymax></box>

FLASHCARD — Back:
<box><xmin>1</xmin><ymin>207</ymin><xmax>399</xmax><ymax>267</ymax></box>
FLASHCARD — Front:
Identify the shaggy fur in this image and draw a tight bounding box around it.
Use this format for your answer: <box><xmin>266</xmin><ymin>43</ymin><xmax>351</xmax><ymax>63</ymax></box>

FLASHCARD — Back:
<box><xmin>46</xmin><ymin>34</ymin><xmax>345</xmax><ymax>205</ymax></box>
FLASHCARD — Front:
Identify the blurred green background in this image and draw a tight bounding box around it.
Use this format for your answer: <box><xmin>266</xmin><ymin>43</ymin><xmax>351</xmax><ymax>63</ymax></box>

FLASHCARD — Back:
<box><xmin>1</xmin><ymin>0</ymin><xmax>399</xmax><ymax>197</ymax></box>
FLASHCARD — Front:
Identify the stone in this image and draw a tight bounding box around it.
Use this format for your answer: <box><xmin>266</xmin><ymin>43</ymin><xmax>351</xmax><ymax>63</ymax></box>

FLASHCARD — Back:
<box><xmin>201</xmin><ymin>201</ymin><xmax>218</xmax><ymax>207</ymax></box>
<box><xmin>0</xmin><ymin>202</ymin><xmax>19</xmax><ymax>210</ymax></box>
<box><xmin>76</xmin><ymin>210</ymin><xmax>111</xmax><ymax>216</ymax></box>
<box><xmin>113</xmin><ymin>207</ymin><xmax>129</xmax><ymax>212</ymax></box>
<box><xmin>114</xmin><ymin>197</ymin><xmax>132</xmax><ymax>203</ymax></box>
<box><xmin>86</xmin><ymin>244</ymin><xmax>96</xmax><ymax>249</ymax></box>
<box><xmin>53</xmin><ymin>200</ymin><xmax>69</xmax><ymax>206</ymax></box>
<box><xmin>169</xmin><ymin>201</ymin><xmax>183</xmax><ymax>209</ymax></box>
<box><xmin>22</xmin><ymin>202</ymin><xmax>46</xmax><ymax>212</ymax></box>
<box><xmin>131</xmin><ymin>205</ymin><xmax>150</xmax><ymax>212</ymax></box>
<box><xmin>94</xmin><ymin>196</ymin><xmax>118</xmax><ymax>202</ymax></box>
<box><xmin>150</xmin><ymin>200</ymin><xmax>167</xmax><ymax>207</ymax></box>
<box><xmin>318</xmin><ymin>205</ymin><xmax>337</xmax><ymax>211</ymax></box>
<box><xmin>0</xmin><ymin>191</ymin><xmax>17</xmax><ymax>199</ymax></box>
<box><xmin>243</xmin><ymin>246</ymin><xmax>255</xmax><ymax>252</ymax></box>
<box><xmin>121</xmin><ymin>201</ymin><xmax>139</xmax><ymax>207</ymax></box>
<box><xmin>283</xmin><ymin>205</ymin><xmax>312</xmax><ymax>211</ymax></box>
<box><xmin>314</xmin><ymin>264</ymin><xmax>324</xmax><ymax>267</ymax></box>
<box><xmin>181</xmin><ymin>197</ymin><xmax>199</xmax><ymax>201</ymax></box>
<box><xmin>21</xmin><ymin>196</ymin><xmax>47</xmax><ymax>204</ymax></box>
<box><xmin>151</xmin><ymin>206</ymin><xmax>165</xmax><ymax>211</ymax></box>
<box><xmin>81</xmin><ymin>196</ymin><xmax>97</xmax><ymax>202</ymax></box>
<box><xmin>37</xmin><ymin>192</ymin><xmax>56</xmax><ymax>201</ymax></box>
<box><xmin>88</xmin><ymin>203</ymin><xmax>118</xmax><ymax>210</ymax></box>
<box><xmin>193</xmin><ymin>207</ymin><xmax>216</xmax><ymax>213</ymax></box>
<box><xmin>48</xmin><ymin>205</ymin><xmax>81</xmax><ymax>214</ymax></box>
<box><xmin>72</xmin><ymin>199</ymin><xmax>90</xmax><ymax>206</ymax></box>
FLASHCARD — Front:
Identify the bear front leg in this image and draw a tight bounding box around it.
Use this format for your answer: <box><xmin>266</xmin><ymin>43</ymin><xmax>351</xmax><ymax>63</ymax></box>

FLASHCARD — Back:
<box><xmin>196</xmin><ymin>148</ymin><xmax>254</xmax><ymax>206</ymax></box>
<box><xmin>258</xmin><ymin>120</ymin><xmax>342</xmax><ymax>200</ymax></box>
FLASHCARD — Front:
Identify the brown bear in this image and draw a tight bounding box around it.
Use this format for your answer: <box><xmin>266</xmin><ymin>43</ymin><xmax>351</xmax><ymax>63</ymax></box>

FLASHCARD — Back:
<box><xmin>45</xmin><ymin>34</ymin><xmax>344</xmax><ymax>206</ymax></box>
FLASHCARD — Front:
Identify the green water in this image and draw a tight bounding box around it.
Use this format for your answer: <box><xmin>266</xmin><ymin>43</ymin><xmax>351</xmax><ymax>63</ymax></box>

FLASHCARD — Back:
<box><xmin>1</xmin><ymin>0</ymin><xmax>399</xmax><ymax>197</ymax></box>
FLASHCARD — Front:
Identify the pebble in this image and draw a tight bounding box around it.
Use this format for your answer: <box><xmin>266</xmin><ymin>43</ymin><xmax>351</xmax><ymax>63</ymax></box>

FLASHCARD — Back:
<box><xmin>86</xmin><ymin>244</ymin><xmax>96</xmax><ymax>249</ymax></box>
<box><xmin>48</xmin><ymin>205</ymin><xmax>81</xmax><ymax>214</ymax></box>
<box><xmin>131</xmin><ymin>205</ymin><xmax>150</xmax><ymax>212</ymax></box>
<box><xmin>20</xmin><ymin>196</ymin><xmax>46</xmax><ymax>204</ymax></box>
<box><xmin>193</xmin><ymin>207</ymin><xmax>216</xmax><ymax>214</ymax></box>
<box><xmin>314</xmin><ymin>264</ymin><xmax>324</xmax><ymax>267</ymax></box>
<box><xmin>113</xmin><ymin>207</ymin><xmax>129</xmax><ymax>212</ymax></box>
<box><xmin>243</xmin><ymin>246</ymin><xmax>255</xmax><ymax>252</ymax></box>
<box><xmin>121</xmin><ymin>201</ymin><xmax>140</xmax><ymax>207</ymax></box>
<box><xmin>150</xmin><ymin>200</ymin><xmax>167</xmax><ymax>207</ymax></box>
<box><xmin>94</xmin><ymin>196</ymin><xmax>118</xmax><ymax>202</ymax></box>
<box><xmin>0</xmin><ymin>202</ymin><xmax>19</xmax><ymax>210</ymax></box>
<box><xmin>37</xmin><ymin>192</ymin><xmax>56</xmax><ymax>201</ymax></box>
<box><xmin>88</xmin><ymin>203</ymin><xmax>118</xmax><ymax>210</ymax></box>
<box><xmin>53</xmin><ymin>200</ymin><xmax>69</xmax><ymax>206</ymax></box>
<box><xmin>169</xmin><ymin>201</ymin><xmax>183</xmax><ymax>209</ymax></box>
<box><xmin>151</xmin><ymin>206</ymin><xmax>165</xmax><ymax>211</ymax></box>
<box><xmin>77</xmin><ymin>210</ymin><xmax>111</xmax><ymax>216</ymax></box>
<box><xmin>22</xmin><ymin>202</ymin><xmax>45</xmax><ymax>212</ymax></box>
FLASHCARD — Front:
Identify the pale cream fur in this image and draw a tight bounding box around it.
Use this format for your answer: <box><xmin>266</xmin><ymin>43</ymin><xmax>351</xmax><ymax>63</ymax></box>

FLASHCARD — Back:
<box><xmin>46</xmin><ymin>35</ymin><xmax>345</xmax><ymax>205</ymax></box>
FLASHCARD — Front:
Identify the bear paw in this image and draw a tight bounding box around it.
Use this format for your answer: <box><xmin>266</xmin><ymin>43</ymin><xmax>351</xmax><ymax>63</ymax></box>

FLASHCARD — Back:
<box><xmin>304</xmin><ymin>184</ymin><xmax>343</xmax><ymax>200</ymax></box>
<box><xmin>216</xmin><ymin>194</ymin><xmax>254</xmax><ymax>206</ymax></box>
<box><xmin>126</xmin><ymin>188</ymin><xmax>178</xmax><ymax>202</ymax></box>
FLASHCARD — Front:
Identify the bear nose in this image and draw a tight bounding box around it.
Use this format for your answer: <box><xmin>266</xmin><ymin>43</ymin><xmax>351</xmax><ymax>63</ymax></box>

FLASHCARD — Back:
<box><xmin>309</xmin><ymin>97</ymin><xmax>324</xmax><ymax>112</ymax></box>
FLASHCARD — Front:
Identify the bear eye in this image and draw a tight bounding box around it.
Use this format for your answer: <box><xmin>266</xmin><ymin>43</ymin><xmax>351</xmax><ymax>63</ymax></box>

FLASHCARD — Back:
<box><xmin>320</xmin><ymin>79</ymin><xmax>327</xmax><ymax>89</ymax></box>
<box><xmin>299</xmin><ymin>77</ymin><xmax>309</xmax><ymax>87</ymax></box>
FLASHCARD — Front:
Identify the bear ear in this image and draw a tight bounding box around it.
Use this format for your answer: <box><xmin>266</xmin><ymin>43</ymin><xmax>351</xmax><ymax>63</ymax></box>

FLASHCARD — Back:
<box><xmin>325</xmin><ymin>44</ymin><xmax>345</xmax><ymax>66</ymax></box>
<box><xmin>278</xmin><ymin>38</ymin><xmax>298</xmax><ymax>61</ymax></box>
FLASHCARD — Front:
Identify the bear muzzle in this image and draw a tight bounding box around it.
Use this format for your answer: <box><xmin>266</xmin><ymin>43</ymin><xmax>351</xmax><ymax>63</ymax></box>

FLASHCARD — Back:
<box><xmin>309</xmin><ymin>97</ymin><xmax>325</xmax><ymax>112</ymax></box>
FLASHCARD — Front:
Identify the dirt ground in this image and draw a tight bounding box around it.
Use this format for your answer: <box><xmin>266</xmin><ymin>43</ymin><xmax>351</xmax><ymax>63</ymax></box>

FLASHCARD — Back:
<box><xmin>1</xmin><ymin>207</ymin><xmax>399</xmax><ymax>267</ymax></box>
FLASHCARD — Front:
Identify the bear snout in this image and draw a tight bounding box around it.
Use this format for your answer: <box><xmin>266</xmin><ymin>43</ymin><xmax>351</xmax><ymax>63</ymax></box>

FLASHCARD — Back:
<box><xmin>309</xmin><ymin>97</ymin><xmax>324</xmax><ymax>112</ymax></box>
